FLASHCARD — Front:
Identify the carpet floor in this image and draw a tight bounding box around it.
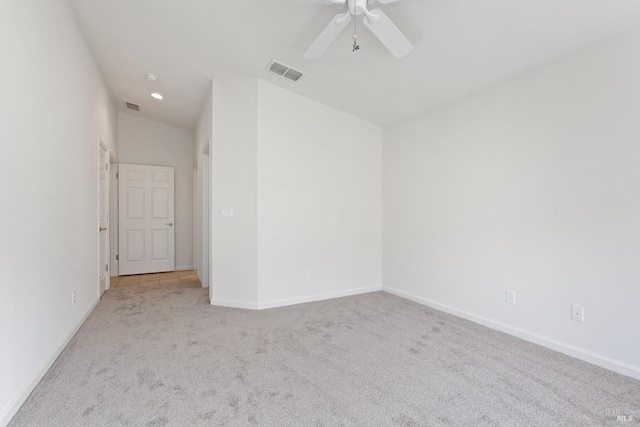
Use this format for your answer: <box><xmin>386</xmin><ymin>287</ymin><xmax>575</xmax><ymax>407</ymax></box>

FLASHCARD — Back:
<box><xmin>10</xmin><ymin>285</ymin><xmax>640</xmax><ymax>426</ymax></box>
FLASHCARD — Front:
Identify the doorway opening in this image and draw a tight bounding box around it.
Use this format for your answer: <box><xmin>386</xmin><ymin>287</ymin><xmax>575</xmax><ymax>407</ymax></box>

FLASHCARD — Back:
<box><xmin>198</xmin><ymin>140</ymin><xmax>211</xmax><ymax>297</ymax></box>
<box><xmin>118</xmin><ymin>164</ymin><xmax>176</xmax><ymax>275</ymax></box>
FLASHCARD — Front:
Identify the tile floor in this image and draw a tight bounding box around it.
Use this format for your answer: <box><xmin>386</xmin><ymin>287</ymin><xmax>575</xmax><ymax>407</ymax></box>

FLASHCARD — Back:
<box><xmin>109</xmin><ymin>270</ymin><xmax>201</xmax><ymax>289</ymax></box>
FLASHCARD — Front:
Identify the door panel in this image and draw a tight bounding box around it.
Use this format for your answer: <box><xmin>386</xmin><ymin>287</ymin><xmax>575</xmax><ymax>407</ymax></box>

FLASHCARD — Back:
<box><xmin>127</xmin><ymin>187</ymin><xmax>145</xmax><ymax>218</ymax></box>
<box><xmin>119</xmin><ymin>164</ymin><xmax>175</xmax><ymax>275</ymax></box>
<box><xmin>152</xmin><ymin>188</ymin><xmax>169</xmax><ymax>218</ymax></box>
<box><xmin>152</xmin><ymin>229</ymin><xmax>169</xmax><ymax>260</ymax></box>
<box><xmin>127</xmin><ymin>169</ymin><xmax>145</xmax><ymax>181</ymax></box>
<box><xmin>152</xmin><ymin>171</ymin><xmax>169</xmax><ymax>182</ymax></box>
<box><xmin>126</xmin><ymin>230</ymin><xmax>145</xmax><ymax>261</ymax></box>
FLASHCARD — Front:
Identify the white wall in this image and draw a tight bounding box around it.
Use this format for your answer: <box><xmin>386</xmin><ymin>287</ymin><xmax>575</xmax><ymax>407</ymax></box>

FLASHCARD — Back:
<box><xmin>210</xmin><ymin>79</ymin><xmax>259</xmax><ymax>307</ymax></box>
<box><xmin>206</xmin><ymin>79</ymin><xmax>382</xmax><ymax>309</ymax></box>
<box><xmin>383</xmin><ymin>25</ymin><xmax>640</xmax><ymax>378</ymax></box>
<box><xmin>118</xmin><ymin>113</ymin><xmax>195</xmax><ymax>270</ymax></box>
<box><xmin>195</xmin><ymin>87</ymin><xmax>213</xmax><ymax>160</ymax></box>
<box><xmin>0</xmin><ymin>0</ymin><xmax>118</xmax><ymax>424</ymax></box>
<box><xmin>257</xmin><ymin>80</ymin><xmax>382</xmax><ymax>307</ymax></box>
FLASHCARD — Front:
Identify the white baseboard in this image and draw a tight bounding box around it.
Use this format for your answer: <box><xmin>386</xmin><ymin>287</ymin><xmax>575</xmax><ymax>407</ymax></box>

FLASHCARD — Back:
<box><xmin>210</xmin><ymin>298</ymin><xmax>258</xmax><ymax>310</ymax></box>
<box><xmin>0</xmin><ymin>298</ymin><xmax>100</xmax><ymax>427</ymax></box>
<box><xmin>382</xmin><ymin>286</ymin><xmax>640</xmax><ymax>381</ymax></box>
<box><xmin>176</xmin><ymin>265</ymin><xmax>194</xmax><ymax>271</ymax></box>
<box><xmin>258</xmin><ymin>285</ymin><xmax>382</xmax><ymax>310</ymax></box>
<box><xmin>211</xmin><ymin>285</ymin><xmax>383</xmax><ymax>311</ymax></box>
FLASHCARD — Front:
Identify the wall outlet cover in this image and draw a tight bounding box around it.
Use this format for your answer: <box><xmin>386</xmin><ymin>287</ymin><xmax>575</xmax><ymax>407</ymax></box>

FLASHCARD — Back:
<box><xmin>571</xmin><ymin>304</ymin><xmax>584</xmax><ymax>322</ymax></box>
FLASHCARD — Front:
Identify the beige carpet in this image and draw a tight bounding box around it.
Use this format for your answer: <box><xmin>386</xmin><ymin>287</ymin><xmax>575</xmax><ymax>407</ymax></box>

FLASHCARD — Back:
<box><xmin>10</xmin><ymin>284</ymin><xmax>640</xmax><ymax>426</ymax></box>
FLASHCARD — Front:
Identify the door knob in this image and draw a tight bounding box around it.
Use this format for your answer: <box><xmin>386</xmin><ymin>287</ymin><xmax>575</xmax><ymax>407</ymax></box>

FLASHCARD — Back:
<box><xmin>166</xmin><ymin>223</ymin><xmax>173</xmax><ymax>226</ymax></box>
<box><xmin>99</xmin><ymin>227</ymin><xmax>108</xmax><ymax>231</ymax></box>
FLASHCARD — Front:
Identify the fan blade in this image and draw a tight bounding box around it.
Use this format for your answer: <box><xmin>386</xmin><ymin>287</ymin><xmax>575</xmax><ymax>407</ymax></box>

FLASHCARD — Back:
<box><xmin>282</xmin><ymin>0</ymin><xmax>345</xmax><ymax>4</ymax></box>
<box><xmin>285</xmin><ymin>0</ymin><xmax>345</xmax><ymax>3</ymax></box>
<box><xmin>304</xmin><ymin>13</ymin><xmax>352</xmax><ymax>60</ymax></box>
<box><xmin>363</xmin><ymin>8</ymin><xmax>413</xmax><ymax>58</ymax></box>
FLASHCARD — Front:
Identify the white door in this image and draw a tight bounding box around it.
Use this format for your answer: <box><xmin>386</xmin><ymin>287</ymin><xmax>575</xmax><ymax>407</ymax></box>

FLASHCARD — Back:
<box><xmin>119</xmin><ymin>164</ymin><xmax>175</xmax><ymax>275</ymax></box>
<box><xmin>99</xmin><ymin>144</ymin><xmax>110</xmax><ymax>295</ymax></box>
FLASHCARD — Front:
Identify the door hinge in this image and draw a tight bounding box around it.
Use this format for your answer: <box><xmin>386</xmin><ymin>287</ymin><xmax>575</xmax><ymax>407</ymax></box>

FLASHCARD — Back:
<box><xmin>116</xmin><ymin>173</ymin><xmax>119</xmax><ymax>179</ymax></box>
<box><xmin>106</xmin><ymin>163</ymin><xmax>109</xmax><ymax>170</ymax></box>
<box><xmin>116</xmin><ymin>254</ymin><xmax>119</xmax><ymax>261</ymax></box>
<box><xmin>106</xmin><ymin>264</ymin><xmax>109</xmax><ymax>272</ymax></box>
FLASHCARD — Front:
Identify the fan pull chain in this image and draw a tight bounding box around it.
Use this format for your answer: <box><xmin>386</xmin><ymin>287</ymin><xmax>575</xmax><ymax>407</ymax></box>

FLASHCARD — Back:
<box><xmin>353</xmin><ymin>11</ymin><xmax>360</xmax><ymax>52</ymax></box>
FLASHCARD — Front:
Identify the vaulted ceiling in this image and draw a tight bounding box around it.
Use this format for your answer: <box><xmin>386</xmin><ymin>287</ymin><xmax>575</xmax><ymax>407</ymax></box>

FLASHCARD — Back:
<box><xmin>70</xmin><ymin>0</ymin><xmax>640</xmax><ymax>129</ymax></box>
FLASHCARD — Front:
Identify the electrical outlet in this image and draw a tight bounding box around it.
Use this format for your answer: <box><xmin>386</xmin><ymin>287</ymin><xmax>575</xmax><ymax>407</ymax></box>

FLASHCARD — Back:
<box><xmin>71</xmin><ymin>291</ymin><xmax>76</xmax><ymax>304</ymax></box>
<box><xmin>304</xmin><ymin>270</ymin><xmax>311</xmax><ymax>280</ymax></box>
<box><xmin>571</xmin><ymin>304</ymin><xmax>584</xmax><ymax>322</ymax></box>
<box><xmin>506</xmin><ymin>290</ymin><xmax>516</xmax><ymax>304</ymax></box>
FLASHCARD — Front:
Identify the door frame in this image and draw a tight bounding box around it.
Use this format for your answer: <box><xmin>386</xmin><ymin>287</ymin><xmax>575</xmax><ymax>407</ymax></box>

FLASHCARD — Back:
<box><xmin>193</xmin><ymin>167</ymin><xmax>198</xmax><ymax>273</ymax></box>
<box><xmin>109</xmin><ymin>158</ymin><xmax>119</xmax><ymax>278</ymax></box>
<box><xmin>98</xmin><ymin>141</ymin><xmax>110</xmax><ymax>295</ymax></box>
<box><xmin>198</xmin><ymin>139</ymin><xmax>212</xmax><ymax>293</ymax></box>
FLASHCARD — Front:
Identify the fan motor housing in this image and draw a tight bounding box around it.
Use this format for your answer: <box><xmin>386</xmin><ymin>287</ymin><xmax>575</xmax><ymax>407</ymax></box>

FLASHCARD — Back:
<box><xmin>348</xmin><ymin>0</ymin><xmax>368</xmax><ymax>15</ymax></box>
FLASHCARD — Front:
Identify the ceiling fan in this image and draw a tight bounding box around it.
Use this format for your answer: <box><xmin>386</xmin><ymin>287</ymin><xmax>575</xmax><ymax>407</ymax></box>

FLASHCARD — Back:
<box><xmin>304</xmin><ymin>0</ymin><xmax>413</xmax><ymax>60</ymax></box>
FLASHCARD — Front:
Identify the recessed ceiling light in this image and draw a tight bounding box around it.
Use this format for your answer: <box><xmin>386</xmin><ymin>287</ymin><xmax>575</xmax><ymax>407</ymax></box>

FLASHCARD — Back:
<box><xmin>146</xmin><ymin>74</ymin><xmax>159</xmax><ymax>82</ymax></box>
<box><xmin>151</xmin><ymin>93</ymin><xmax>164</xmax><ymax>100</ymax></box>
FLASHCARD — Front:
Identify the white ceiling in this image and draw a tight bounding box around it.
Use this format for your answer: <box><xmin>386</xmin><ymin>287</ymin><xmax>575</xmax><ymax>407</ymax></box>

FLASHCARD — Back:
<box><xmin>70</xmin><ymin>0</ymin><xmax>640</xmax><ymax>130</ymax></box>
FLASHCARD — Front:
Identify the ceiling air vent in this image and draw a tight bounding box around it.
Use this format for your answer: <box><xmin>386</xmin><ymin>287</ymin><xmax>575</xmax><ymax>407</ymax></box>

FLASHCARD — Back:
<box><xmin>124</xmin><ymin>101</ymin><xmax>140</xmax><ymax>112</ymax></box>
<box><xmin>267</xmin><ymin>60</ymin><xmax>305</xmax><ymax>82</ymax></box>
